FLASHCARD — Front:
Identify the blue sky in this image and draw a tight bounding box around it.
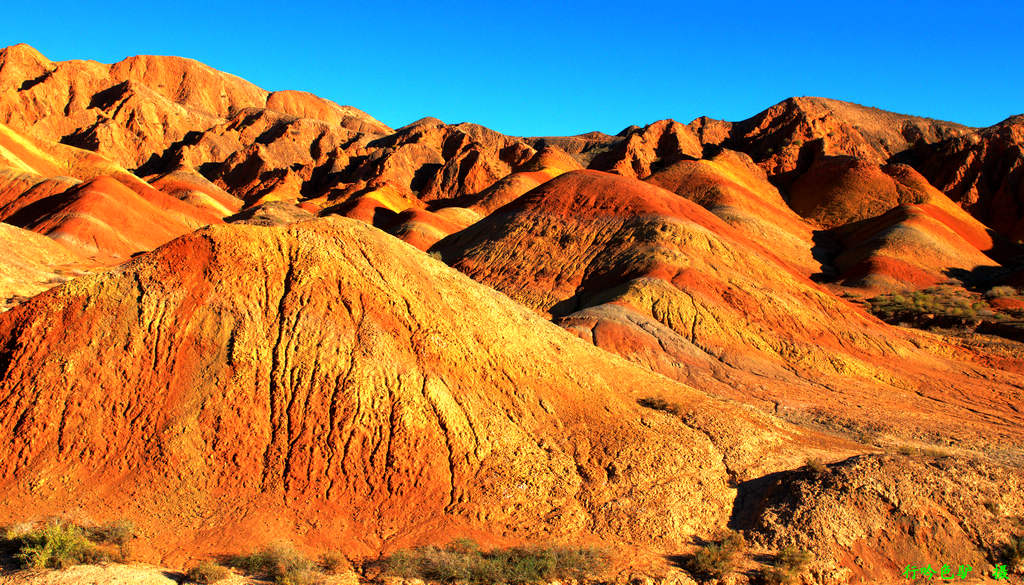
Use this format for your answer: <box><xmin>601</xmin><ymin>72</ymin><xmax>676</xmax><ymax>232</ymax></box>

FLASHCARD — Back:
<box><xmin>2</xmin><ymin>0</ymin><xmax>1021</xmax><ymax>136</ymax></box>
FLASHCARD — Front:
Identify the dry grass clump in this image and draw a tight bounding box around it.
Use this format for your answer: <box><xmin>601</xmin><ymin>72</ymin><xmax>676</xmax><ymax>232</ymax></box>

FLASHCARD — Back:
<box><xmin>893</xmin><ymin>444</ymin><xmax>951</xmax><ymax>458</ymax></box>
<box><xmin>804</xmin><ymin>457</ymin><xmax>827</xmax><ymax>476</ymax></box>
<box><xmin>383</xmin><ymin>538</ymin><xmax>608</xmax><ymax>584</ymax></box>
<box><xmin>760</xmin><ymin>545</ymin><xmax>813</xmax><ymax>584</ymax></box>
<box><xmin>870</xmin><ymin>288</ymin><xmax>984</xmax><ymax>320</ymax></box>
<box><xmin>185</xmin><ymin>560</ymin><xmax>232</xmax><ymax>584</ymax></box>
<box><xmin>319</xmin><ymin>550</ymin><xmax>351</xmax><ymax>574</ymax></box>
<box><xmin>689</xmin><ymin>531</ymin><xmax>744</xmax><ymax>580</ymax></box>
<box><xmin>637</xmin><ymin>397</ymin><xmax>684</xmax><ymax>417</ymax></box>
<box><xmin>231</xmin><ymin>542</ymin><xmax>315</xmax><ymax>585</ymax></box>
<box><xmin>87</xmin><ymin>519</ymin><xmax>134</xmax><ymax>560</ymax></box>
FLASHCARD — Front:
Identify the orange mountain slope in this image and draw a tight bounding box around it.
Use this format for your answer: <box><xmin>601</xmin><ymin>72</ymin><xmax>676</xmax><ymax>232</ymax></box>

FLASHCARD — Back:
<box><xmin>433</xmin><ymin>170</ymin><xmax>1024</xmax><ymax>454</ymax></box>
<box><xmin>4</xmin><ymin>176</ymin><xmax>214</xmax><ymax>262</ymax></box>
<box><xmin>0</xmin><ymin>217</ymin><xmax>821</xmax><ymax>565</ymax></box>
<box><xmin>0</xmin><ymin>221</ymin><xmax>87</xmax><ymax>310</ymax></box>
<box><xmin>645</xmin><ymin>148</ymin><xmax>820</xmax><ymax>275</ymax></box>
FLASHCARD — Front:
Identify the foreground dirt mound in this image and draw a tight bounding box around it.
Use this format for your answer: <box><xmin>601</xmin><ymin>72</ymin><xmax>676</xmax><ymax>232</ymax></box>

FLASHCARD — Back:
<box><xmin>737</xmin><ymin>454</ymin><xmax>1024</xmax><ymax>584</ymax></box>
<box><xmin>0</xmin><ymin>217</ymin><xmax>809</xmax><ymax>566</ymax></box>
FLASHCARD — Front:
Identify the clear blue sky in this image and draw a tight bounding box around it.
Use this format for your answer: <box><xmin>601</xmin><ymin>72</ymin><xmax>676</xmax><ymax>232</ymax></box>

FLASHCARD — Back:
<box><xmin>2</xmin><ymin>0</ymin><xmax>1021</xmax><ymax>136</ymax></box>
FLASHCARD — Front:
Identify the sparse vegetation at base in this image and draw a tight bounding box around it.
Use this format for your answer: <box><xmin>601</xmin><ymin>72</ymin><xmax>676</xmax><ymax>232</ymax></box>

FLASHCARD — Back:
<box><xmin>87</xmin><ymin>519</ymin><xmax>135</xmax><ymax>560</ymax></box>
<box><xmin>1</xmin><ymin>518</ymin><xmax>135</xmax><ymax>569</ymax></box>
<box><xmin>230</xmin><ymin>542</ymin><xmax>315</xmax><ymax>585</ymax></box>
<box><xmin>865</xmin><ymin>285</ymin><xmax>1024</xmax><ymax>341</ymax></box>
<box><xmin>986</xmin><ymin>285</ymin><xmax>1019</xmax><ymax>299</ymax></box>
<box><xmin>688</xmin><ymin>531</ymin><xmax>744</xmax><ymax>580</ymax></box>
<box><xmin>893</xmin><ymin>444</ymin><xmax>951</xmax><ymax>458</ymax></box>
<box><xmin>760</xmin><ymin>567</ymin><xmax>793</xmax><ymax>585</ymax></box>
<box><xmin>185</xmin><ymin>560</ymin><xmax>232</xmax><ymax>584</ymax></box>
<box><xmin>381</xmin><ymin>538</ymin><xmax>609</xmax><ymax>584</ymax></box>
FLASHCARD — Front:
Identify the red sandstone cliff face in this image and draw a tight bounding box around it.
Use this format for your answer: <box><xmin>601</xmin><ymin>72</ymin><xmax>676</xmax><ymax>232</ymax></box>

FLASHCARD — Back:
<box><xmin>913</xmin><ymin>116</ymin><xmax>1024</xmax><ymax>241</ymax></box>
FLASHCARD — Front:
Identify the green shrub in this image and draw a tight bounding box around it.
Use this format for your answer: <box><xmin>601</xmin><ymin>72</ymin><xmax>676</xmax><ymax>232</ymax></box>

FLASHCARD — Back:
<box><xmin>12</xmin><ymin>520</ymin><xmax>106</xmax><ymax>569</ymax></box>
<box><xmin>232</xmin><ymin>542</ymin><xmax>314</xmax><ymax>585</ymax></box>
<box><xmin>689</xmin><ymin>531</ymin><xmax>744</xmax><ymax>580</ymax></box>
<box><xmin>185</xmin><ymin>560</ymin><xmax>231</xmax><ymax>584</ymax></box>
<box><xmin>382</xmin><ymin>539</ymin><xmax>608</xmax><ymax>584</ymax></box>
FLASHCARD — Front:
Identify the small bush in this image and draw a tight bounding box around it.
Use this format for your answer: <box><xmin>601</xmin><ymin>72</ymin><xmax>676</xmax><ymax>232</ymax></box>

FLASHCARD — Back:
<box><xmin>232</xmin><ymin>542</ymin><xmax>314</xmax><ymax>585</ymax></box>
<box><xmin>12</xmin><ymin>520</ymin><xmax>105</xmax><ymax>569</ymax></box>
<box><xmin>382</xmin><ymin>539</ymin><xmax>608</xmax><ymax>584</ymax></box>
<box><xmin>88</xmin><ymin>519</ymin><xmax>134</xmax><ymax>546</ymax></box>
<box><xmin>986</xmin><ymin>286</ymin><xmax>1018</xmax><ymax>299</ymax></box>
<box><xmin>186</xmin><ymin>560</ymin><xmax>231</xmax><ymax>584</ymax></box>
<box><xmin>776</xmin><ymin>545</ymin><xmax>812</xmax><ymax>572</ymax></box>
<box><xmin>319</xmin><ymin>550</ymin><xmax>350</xmax><ymax>574</ymax></box>
<box><xmin>88</xmin><ymin>519</ymin><xmax>134</xmax><ymax>561</ymax></box>
<box><xmin>761</xmin><ymin>566</ymin><xmax>794</xmax><ymax>585</ymax></box>
<box><xmin>804</xmin><ymin>458</ymin><xmax>827</xmax><ymax>476</ymax></box>
<box><xmin>638</xmin><ymin>397</ymin><xmax>683</xmax><ymax>417</ymax></box>
<box><xmin>689</xmin><ymin>531</ymin><xmax>744</xmax><ymax>580</ymax></box>
<box><xmin>759</xmin><ymin>545</ymin><xmax>812</xmax><ymax>585</ymax></box>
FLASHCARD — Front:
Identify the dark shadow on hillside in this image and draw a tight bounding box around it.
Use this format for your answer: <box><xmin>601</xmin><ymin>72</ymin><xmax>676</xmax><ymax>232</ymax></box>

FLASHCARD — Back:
<box><xmin>727</xmin><ymin>469</ymin><xmax>797</xmax><ymax>533</ymax></box>
<box><xmin>19</xmin><ymin>70</ymin><xmax>51</xmax><ymax>91</ymax></box>
<box><xmin>0</xmin><ymin>547</ymin><xmax>18</xmax><ymax>572</ymax></box>
<box><xmin>946</xmin><ymin>259</ymin><xmax>1024</xmax><ymax>292</ymax></box>
<box><xmin>160</xmin><ymin>571</ymin><xmax>186</xmax><ymax>583</ymax></box>
<box><xmin>809</xmin><ymin>229</ymin><xmax>842</xmax><ymax>283</ymax></box>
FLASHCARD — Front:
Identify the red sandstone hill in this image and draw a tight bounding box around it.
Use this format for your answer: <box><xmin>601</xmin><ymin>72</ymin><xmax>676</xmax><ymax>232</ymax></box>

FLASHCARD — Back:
<box><xmin>645</xmin><ymin>148</ymin><xmax>819</xmax><ymax>275</ymax></box>
<box><xmin>432</xmin><ymin>170</ymin><xmax>1024</xmax><ymax>456</ymax></box>
<box><xmin>1</xmin><ymin>218</ymin><xmax>1019</xmax><ymax>584</ymax></box>
<box><xmin>4</xmin><ymin>175</ymin><xmax>218</xmax><ymax>263</ymax></box>
<box><xmin>0</xmin><ymin>217</ymin><xmax>815</xmax><ymax>564</ymax></box>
